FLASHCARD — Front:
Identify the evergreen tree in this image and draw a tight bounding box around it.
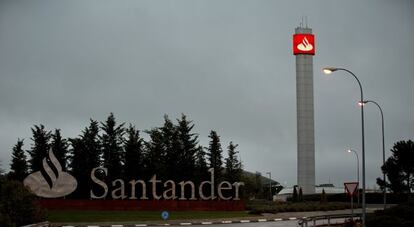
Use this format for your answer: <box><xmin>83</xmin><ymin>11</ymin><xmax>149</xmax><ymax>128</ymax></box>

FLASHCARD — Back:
<box><xmin>69</xmin><ymin>119</ymin><xmax>101</xmax><ymax>198</ymax></box>
<box><xmin>82</xmin><ymin>120</ymin><xmax>102</xmax><ymax>169</ymax></box>
<box><xmin>292</xmin><ymin>186</ymin><xmax>298</xmax><ymax>202</ymax></box>
<box><xmin>298</xmin><ymin>187</ymin><xmax>303</xmax><ymax>202</ymax></box>
<box><xmin>27</xmin><ymin>125</ymin><xmax>51</xmax><ymax>172</ymax></box>
<box><xmin>207</xmin><ymin>130</ymin><xmax>223</xmax><ymax>183</ymax></box>
<box><xmin>195</xmin><ymin>145</ymin><xmax>208</xmax><ymax>181</ymax></box>
<box><xmin>225</xmin><ymin>141</ymin><xmax>243</xmax><ymax>182</ymax></box>
<box><xmin>50</xmin><ymin>129</ymin><xmax>69</xmax><ymax>170</ymax></box>
<box><xmin>124</xmin><ymin>124</ymin><xmax>144</xmax><ymax>180</ymax></box>
<box><xmin>176</xmin><ymin>114</ymin><xmax>198</xmax><ymax>180</ymax></box>
<box><xmin>9</xmin><ymin>139</ymin><xmax>28</xmax><ymax>181</ymax></box>
<box><xmin>145</xmin><ymin>127</ymin><xmax>166</xmax><ymax>180</ymax></box>
<box><xmin>0</xmin><ymin>161</ymin><xmax>3</xmax><ymax>177</ymax></box>
<box><xmin>321</xmin><ymin>189</ymin><xmax>327</xmax><ymax>203</ymax></box>
<box><xmin>160</xmin><ymin>115</ymin><xmax>180</xmax><ymax>180</ymax></box>
<box><xmin>0</xmin><ymin>179</ymin><xmax>46</xmax><ymax>226</ymax></box>
<box><xmin>69</xmin><ymin>138</ymin><xmax>86</xmax><ymax>197</ymax></box>
<box><xmin>377</xmin><ymin>140</ymin><xmax>414</xmax><ymax>193</ymax></box>
<box><xmin>100</xmin><ymin>113</ymin><xmax>125</xmax><ymax>182</ymax></box>
<box><xmin>254</xmin><ymin>172</ymin><xmax>263</xmax><ymax>198</ymax></box>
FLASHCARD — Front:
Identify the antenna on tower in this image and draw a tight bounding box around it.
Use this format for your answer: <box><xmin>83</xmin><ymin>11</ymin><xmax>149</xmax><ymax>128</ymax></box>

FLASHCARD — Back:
<box><xmin>300</xmin><ymin>16</ymin><xmax>304</xmax><ymax>27</ymax></box>
<box><xmin>305</xmin><ymin>16</ymin><xmax>308</xmax><ymax>28</ymax></box>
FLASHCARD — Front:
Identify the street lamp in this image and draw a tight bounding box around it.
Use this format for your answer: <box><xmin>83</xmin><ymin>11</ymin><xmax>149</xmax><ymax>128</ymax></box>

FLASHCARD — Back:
<box><xmin>266</xmin><ymin>172</ymin><xmax>272</xmax><ymax>201</ymax></box>
<box><xmin>323</xmin><ymin>67</ymin><xmax>367</xmax><ymax>226</ymax></box>
<box><xmin>347</xmin><ymin>149</ymin><xmax>360</xmax><ymax>207</ymax></box>
<box><xmin>360</xmin><ymin>100</ymin><xmax>386</xmax><ymax>209</ymax></box>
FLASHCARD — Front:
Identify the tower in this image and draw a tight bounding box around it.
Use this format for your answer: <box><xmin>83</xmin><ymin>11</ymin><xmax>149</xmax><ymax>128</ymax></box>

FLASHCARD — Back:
<box><xmin>293</xmin><ymin>25</ymin><xmax>315</xmax><ymax>194</ymax></box>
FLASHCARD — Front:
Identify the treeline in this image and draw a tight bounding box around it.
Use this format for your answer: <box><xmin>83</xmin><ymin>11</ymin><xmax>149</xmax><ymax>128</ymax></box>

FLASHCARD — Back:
<box><xmin>8</xmin><ymin>113</ymin><xmax>243</xmax><ymax>198</ymax></box>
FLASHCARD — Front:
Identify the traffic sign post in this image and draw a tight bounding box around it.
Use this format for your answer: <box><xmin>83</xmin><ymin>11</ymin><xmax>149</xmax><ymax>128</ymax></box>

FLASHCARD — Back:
<box><xmin>344</xmin><ymin>182</ymin><xmax>359</xmax><ymax>220</ymax></box>
<box><xmin>161</xmin><ymin>211</ymin><xmax>169</xmax><ymax>221</ymax></box>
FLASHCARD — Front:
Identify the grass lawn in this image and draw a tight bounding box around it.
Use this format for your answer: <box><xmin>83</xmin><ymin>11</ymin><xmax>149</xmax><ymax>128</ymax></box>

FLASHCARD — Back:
<box><xmin>47</xmin><ymin>210</ymin><xmax>256</xmax><ymax>223</ymax></box>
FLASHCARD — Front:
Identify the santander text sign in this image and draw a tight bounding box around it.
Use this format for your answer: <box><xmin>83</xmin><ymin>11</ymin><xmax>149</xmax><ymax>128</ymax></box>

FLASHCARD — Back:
<box><xmin>23</xmin><ymin>149</ymin><xmax>244</xmax><ymax>201</ymax></box>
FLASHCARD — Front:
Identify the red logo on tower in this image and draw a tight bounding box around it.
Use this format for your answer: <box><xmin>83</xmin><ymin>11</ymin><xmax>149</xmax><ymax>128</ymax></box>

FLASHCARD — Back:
<box><xmin>293</xmin><ymin>34</ymin><xmax>315</xmax><ymax>55</ymax></box>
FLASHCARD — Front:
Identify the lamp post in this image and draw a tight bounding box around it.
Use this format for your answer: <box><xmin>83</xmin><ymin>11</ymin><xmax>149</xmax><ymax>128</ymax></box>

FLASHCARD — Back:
<box><xmin>266</xmin><ymin>172</ymin><xmax>272</xmax><ymax>201</ymax></box>
<box><xmin>323</xmin><ymin>67</ymin><xmax>366</xmax><ymax>226</ymax></box>
<box><xmin>347</xmin><ymin>149</ymin><xmax>360</xmax><ymax>207</ymax></box>
<box><xmin>360</xmin><ymin>100</ymin><xmax>386</xmax><ymax>209</ymax></box>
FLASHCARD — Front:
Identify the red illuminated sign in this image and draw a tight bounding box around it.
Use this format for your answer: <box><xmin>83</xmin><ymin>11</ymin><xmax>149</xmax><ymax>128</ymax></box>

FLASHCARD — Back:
<box><xmin>293</xmin><ymin>34</ymin><xmax>315</xmax><ymax>55</ymax></box>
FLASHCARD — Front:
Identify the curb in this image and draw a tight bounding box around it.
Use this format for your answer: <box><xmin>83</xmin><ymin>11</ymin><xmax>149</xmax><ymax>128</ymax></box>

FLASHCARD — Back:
<box><xmin>58</xmin><ymin>217</ymin><xmax>301</xmax><ymax>226</ymax></box>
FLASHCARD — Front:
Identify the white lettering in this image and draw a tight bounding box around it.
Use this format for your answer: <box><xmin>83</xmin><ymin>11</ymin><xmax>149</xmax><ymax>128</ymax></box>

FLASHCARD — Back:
<box><xmin>129</xmin><ymin>180</ymin><xmax>148</xmax><ymax>200</ymax></box>
<box><xmin>163</xmin><ymin>180</ymin><xmax>177</xmax><ymax>200</ymax></box>
<box><xmin>178</xmin><ymin>181</ymin><xmax>196</xmax><ymax>200</ymax></box>
<box><xmin>112</xmin><ymin>179</ymin><xmax>127</xmax><ymax>199</ymax></box>
<box><xmin>232</xmin><ymin>182</ymin><xmax>244</xmax><ymax>200</ymax></box>
<box><xmin>89</xmin><ymin>168</ymin><xmax>244</xmax><ymax>200</ymax></box>
<box><xmin>218</xmin><ymin>181</ymin><xmax>232</xmax><ymax>200</ymax></box>
<box><xmin>149</xmin><ymin>175</ymin><xmax>162</xmax><ymax>200</ymax></box>
<box><xmin>90</xmin><ymin>167</ymin><xmax>108</xmax><ymax>199</ymax></box>
<box><xmin>199</xmin><ymin>168</ymin><xmax>216</xmax><ymax>200</ymax></box>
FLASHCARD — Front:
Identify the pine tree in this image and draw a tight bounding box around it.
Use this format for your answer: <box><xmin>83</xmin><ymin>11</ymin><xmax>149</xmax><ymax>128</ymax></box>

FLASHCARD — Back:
<box><xmin>82</xmin><ymin>120</ymin><xmax>102</xmax><ymax>169</ymax></box>
<box><xmin>298</xmin><ymin>187</ymin><xmax>303</xmax><ymax>202</ymax></box>
<box><xmin>321</xmin><ymin>189</ymin><xmax>327</xmax><ymax>203</ymax></box>
<box><xmin>69</xmin><ymin>119</ymin><xmax>101</xmax><ymax>198</ymax></box>
<box><xmin>176</xmin><ymin>114</ymin><xmax>198</xmax><ymax>180</ymax></box>
<box><xmin>144</xmin><ymin>128</ymin><xmax>163</xmax><ymax>178</ymax></box>
<box><xmin>124</xmin><ymin>124</ymin><xmax>144</xmax><ymax>180</ymax></box>
<box><xmin>254</xmin><ymin>172</ymin><xmax>263</xmax><ymax>198</ymax></box>
<box><xmin>160</xmin><ymin>115</ymin><xmax>180</xmax><ymax>181</ymax></box>
<box><xmin>207</xmin><ymin>130</ymin><xmax>223</xmax><ymax>183</ymax></box>
<box><xmin>225</xmin><ymin>141</ymin><xmax>243</xmax><ymax>183</ymax></box>
<box><xmin>51</xmin><ymin>129</ymin><xmax>69</xmax><ymax>170</ymax></box>
<box><xmin>69</xmin><ymin>137</ymin><xmax>86</xmax><ymax>198</ymax></box>
<box><xmin>100</xmin><ymin>113</ymin><xmax>125</xmax><ymax>182</ymax></box>
<box><xmin>27</xmin><ymin>125</ymin><xmax>51</xmax><ymax>172</ymax></box>
<box><xmin>292</xmin><ymin>186</ymin><xmax>298</xmax><ymax>202</ymax></box>
<box><xmin>377</xmin><ymin>140</ymin><xmax>414</xmax><ymax>193</ymax></box>
<box><xmin>9</xmin><ymin>139</ymin><xmax>29</xmax><ymax>181</ymax></box>
<box><xmin>0</xmin><ymin>161</ymin><xmax>4</xmax><ymax>177</ymax></box>
<box><xmin>195</xmin><ymin>145</ymin><xmax>208</xmax><ymax>181</ymax></box>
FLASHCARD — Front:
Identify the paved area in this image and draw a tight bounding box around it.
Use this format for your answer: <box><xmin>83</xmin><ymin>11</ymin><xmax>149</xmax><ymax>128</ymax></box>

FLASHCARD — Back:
<box><xmin>49</xmin><ymin>207</ymin><xmax>379</xmax><ymax>227</ymax></box>
<box><xmin>45</xmin><ymin>205</ymin><xmax>390</xmax><ymax>227</ymax></box>
<box><xmin>208</xmin><ymin>220</ymin><xmax>298</xmax><ymax>227</ymax></box>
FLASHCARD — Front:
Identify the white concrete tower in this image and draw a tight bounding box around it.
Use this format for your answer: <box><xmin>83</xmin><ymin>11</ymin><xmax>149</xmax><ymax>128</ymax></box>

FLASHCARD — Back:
<box><xmin>293</xmin><ymin>25</ymin><xmax>315</xmax><ymax>194</ymax></box>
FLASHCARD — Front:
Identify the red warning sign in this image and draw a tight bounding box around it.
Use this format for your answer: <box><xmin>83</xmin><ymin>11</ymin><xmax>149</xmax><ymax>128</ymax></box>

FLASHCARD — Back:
<box><xmin>344</xmin><ymin>182</ymin><xmax>359</xmax><ymax>196</ymax></box>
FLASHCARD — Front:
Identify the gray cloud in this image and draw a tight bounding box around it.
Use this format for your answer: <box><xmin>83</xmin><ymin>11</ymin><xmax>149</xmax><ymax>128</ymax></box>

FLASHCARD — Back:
<box><xmin>0</xmin><ymin>0</ymin><xmax>413</xmax><ymax>188</ymax></box>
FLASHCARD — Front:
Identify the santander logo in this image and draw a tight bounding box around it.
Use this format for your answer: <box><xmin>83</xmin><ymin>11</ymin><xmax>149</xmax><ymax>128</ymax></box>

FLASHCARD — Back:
<box><xmin>293</xmin><ymin>34</ymin><xmax>315</xmax><ymax>55</ymax></box>
<box><xmin>23</xmin><ymin>149</ymin><xmax>77</xmax><ymax>198</ymax></box>
<box><xmin>297</xmin><ymin>37</ymin><xmax>313</xmax><ymax>51</ymax></box>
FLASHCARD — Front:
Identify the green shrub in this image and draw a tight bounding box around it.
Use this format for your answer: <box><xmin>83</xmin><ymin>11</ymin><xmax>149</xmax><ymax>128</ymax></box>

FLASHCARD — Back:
<box><xmin>0</xmin><ymin>179</ymin><xmax>46</xmax><ymax>227</ymax></box>
<box><xmin>402</xmin><ymin>220</ymin><xmax>414</xmax><ymax>227</ymax></box>
<box><xmin>320</xmin><ymin>189</ymin><xmax>327</xmax><ymax>203</ymax></box>
<box><xmin>292</xmin><ymin>187</ymin><xmax>298</xmax><ymax>202</ymax></box>
<box><xmin>366</xmin><ymin>199</ymin><xmax>414</xmax><ymax>227</ymax></box>
<box><xmin>0</xmin><ymin>213</ymin><xmax>13</xmax><ymax>227</ymax></box>
<box><xmin>366</xmin><ymin>215</ymin><xmax>402</xmax><ymax>227</ymax></box>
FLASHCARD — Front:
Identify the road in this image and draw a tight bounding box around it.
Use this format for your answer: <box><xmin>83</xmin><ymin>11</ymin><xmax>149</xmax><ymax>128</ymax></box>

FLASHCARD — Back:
<box><xmin>208</xmin><ymin>220</ymin><xmax>298</xmax><ymax>227</ymax></box>
<box><xmin>56</xmin><ymin>206</ymin><xmax>387</xmax><ymax>227</ymax></box>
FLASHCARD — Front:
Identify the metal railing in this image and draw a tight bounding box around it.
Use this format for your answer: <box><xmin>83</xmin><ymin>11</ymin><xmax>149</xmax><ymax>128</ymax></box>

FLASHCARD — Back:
<box><xmin>298</xmin><ymin>213</ymin><xmax>362</xmax><ymax>227</ymax></box>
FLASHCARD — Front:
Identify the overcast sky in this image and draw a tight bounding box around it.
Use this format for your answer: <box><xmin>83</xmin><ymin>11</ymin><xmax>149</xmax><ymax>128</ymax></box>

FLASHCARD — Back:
<box><xmin>0</xmin><ymin>0</ymin><xmax>413</xmax><ymax>188</ymax></box>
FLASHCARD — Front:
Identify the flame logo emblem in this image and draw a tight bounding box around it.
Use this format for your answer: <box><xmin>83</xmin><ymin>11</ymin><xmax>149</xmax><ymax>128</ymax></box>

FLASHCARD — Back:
<box><xmin>23</xmin><ymin>149</ymin><xmax>77</xmax><ymax>198</ymax></box>
<box><xmin>297</xmin><ymin>37</ymin><xmax>313</xmax><ymax>51</ymax></box>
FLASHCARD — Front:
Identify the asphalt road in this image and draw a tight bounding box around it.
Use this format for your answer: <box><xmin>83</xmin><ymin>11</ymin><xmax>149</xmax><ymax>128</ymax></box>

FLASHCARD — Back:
<box><xmin>208</xmin><ymin>220</ymin><xmax>298</xmax><ymax>227</ymax></box>
<box><xmin>53</xmin><ymin>205</ymin><xmax>387</xmax><ymax>227</ymax></box>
